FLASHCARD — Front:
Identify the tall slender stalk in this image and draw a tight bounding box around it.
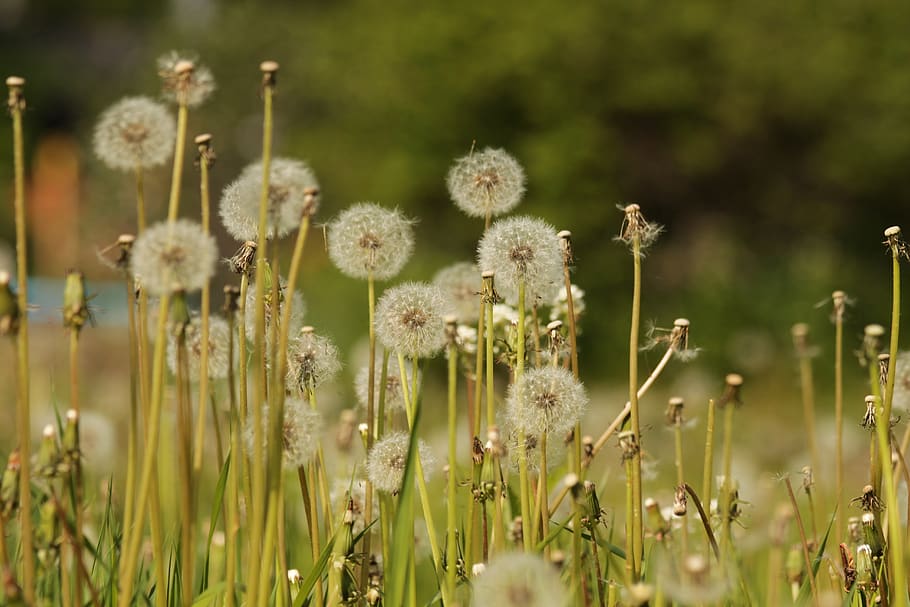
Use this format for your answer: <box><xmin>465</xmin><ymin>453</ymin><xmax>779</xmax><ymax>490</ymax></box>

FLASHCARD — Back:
<box><xmin>445</xmin><ymin>318</ymin><xmax>459</xmax><ymax>603</ymax></box>
<box><xmin>792</xmin><ymin>324</ymin><xmax>821</xmax><ymax>491</ymax></box>
<box><xmin>7</xmin><ymin>74</ymin><xmax>35</xmax><ymax>604</ymax></box>
<box><xmin>363</xmin><ymin>270</ymin><xmax>377</xmax><ymax>591</ymax></box>
<box><xmin>627</xmin><ymin>231</ymin><xmax>644</xmax><ymax>581</ymax></box>
<box><xmin>717</xmin><ymin>374</ymin><xmax>742</xmax><ymax>574</ymax></box>
<box><xmin>832</xmin><ymin>290</ymin><xmax>846</xmax><ymax>547</ymax></box>
<box><xmin>883</xmin><ymin>228</ymin><xmax>903</xmax><ymax>454</ymax></box>
<box><xmin>515</xmin><ymin>281</ymin><xmax>534</xmax><ymax>553</ymax></box>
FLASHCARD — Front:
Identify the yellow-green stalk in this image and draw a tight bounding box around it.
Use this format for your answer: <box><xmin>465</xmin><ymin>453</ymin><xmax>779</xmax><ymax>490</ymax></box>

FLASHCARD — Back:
<box><xmin>223</xmin><ymin>286</ymin><xmax>241</xmax><ymax>607</ymax></box>
<box><xmin>701</xmin><ymin>398</ymin><xmax>716</xmax><ymax>522</ymax></box>
<box><xmin>666</xmin><ymin>397</ymin><xmax>688</xmax><ymax>556</ymax></box>
<box><xmin>718</xmin><ymin>373</ymin><xmax>743</xmax><ymax>573</ymax></box>
<box><xmin>832</xmin><ymin>290</ymin><xmax>846</xmax><ymax>547</ymax></box>
<box><xmin>791</xmin><ymin>323</ymin><xmax>821</xmax><ymax>491</ymax></box>
<box><xmin>515</xmin><ymin>280</ymin><xmax>534</xmax><ymax>553</ymax></box>
<box><xmin>445</xmin><ymin>317</ymin><xmax>459</xmax><ymax>603</ymax></box>
<box><xmin>7</xmin><ymin>74</ymin><xmax>35</xmax><ymax>604</ymax></box>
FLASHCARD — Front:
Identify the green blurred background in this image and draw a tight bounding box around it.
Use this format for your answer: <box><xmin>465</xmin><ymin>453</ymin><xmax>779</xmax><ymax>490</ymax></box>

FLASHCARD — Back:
<box><xmin>1</xmin><ymin>1</ymin><xmax>909</xmax><ymax>477</ymax></box>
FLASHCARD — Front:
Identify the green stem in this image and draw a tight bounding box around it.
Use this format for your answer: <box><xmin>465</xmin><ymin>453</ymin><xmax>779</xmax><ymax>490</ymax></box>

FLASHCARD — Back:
<box><xmin>446</xmin><ymin>336</ymin><xmax>458</xmax><ymax>603</ymax></box>
<box><xmin>719</xmin><ymin>402</ymin><xmax>736</xmax><ymax>571</ymax></box>
<box><xmin>701</xmin><ymin>399</ymin><xmax>716</xmax><ymax>523</ymax></box>
<box><xmin>166</xmin><ymin>102</ymin><xmax>188</xmax><ymax>222</ymax></box>
<box><xmin>192</xmin><ymin>150</ymin><xmax>212</xmax><ymax>475</ymax></box>
<box><xmin>628</xmin><ymin>234</ymin><xmax>643</xmax><ymax>580</ymax></box>
<box><xmin>516</xmin><ymin>281</ymin><xmax>533</xmax><ymax>553</ymax></box>
<box><xmin>177</xmin><ymin>337</ymin><xmax>194</xmax><ymax>607</ymax></box>
<box><xmin>122</xmin><ymin>278</ymin><xmax>139</xmax><ymax>568</ymax></box>
<box><xmin>69</xmin><ymin>329</ymin><xmax>85</xmax><ymax>605</ymax></box>
<box><xmin>225</xmin><ymin>412</ymin><xmax>239</xmax><ymax>607</ymax></box>
<box><xmin>135</xmin><ymin>166</ymin><xmax>146</xmax><ymax>233</ymax></box>
<box><xmin>674</xmin><ymin>423</ymin><xmax>688</xmax><ymax>556</ymax></box>
<box><xmin>834</xmin><ymin>298</ymin><xmax>845</xmax><ymax>548</ymax></box>
<box><xmin>10</xmin><ymin>79</ymin><xmax>35</xmax><ymax>604</ymax></box>
<box><xmin>362</xmin><ymin>271</ymin><xmax>377</xmax><ymax>593</ymax></box>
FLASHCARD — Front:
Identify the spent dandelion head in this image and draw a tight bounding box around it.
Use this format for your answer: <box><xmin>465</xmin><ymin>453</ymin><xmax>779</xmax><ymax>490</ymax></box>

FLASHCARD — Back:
<box><xmin>446</xmin><ymin>147</ymin><xmax>526</xmax><ymax>219</ymax></box>
<box><xmin>616</xmin><ymin>203</ymin><xmax>663</xmax><ymax>252</ymax></box>
<box><xmin>130</xmin><ymin>219</ymin><xmax>217</xmax><ymax>296</ymax></box>
<box><xmin>717</xmin><ymin>373</ymin><xmax>744</xmax><ymax>408</ymax></box>
<box><xmin>375</xmin><ymin>282</ymin><xmax>450</xmax><ymax>358</ymax></box>
<box><xmin>157</xmin><ymin>51</ymin><xmax>215</xmax><ymax>108</ymax></box>
<box><xmin>167</xmin><ymin>314</ymin><xmax>232</xmax><ymax>381</ymax></box>
<box><xmin>432</xmin><ymin>261</ymin><xmax>480</xmax><ymax>324</ymax></box>
<box><xmin>366</xmin><ymin>431</ymin><xmax>434</xmax><ymax>494</ymax></box>
<box><xmin>477</xmin><ymin>215</ymin><xmax>563</xmax><ymax>307</ymax></box>
<box><xmin>286</xmin><ymin>327</ymin><xmax>342</xmax><ymax>395</ymax></box>
<box><xmin>665</xmin><ymin>397</ymin><xmax>685</xmax><ymax>427</ymax></box>
<box><xmin>884</xmin><ymin>225</ymin><xmax>910</xmax><ymax>260</ymax></box>
<box><xmin>220</xmin><ymin>158</ymin><xmax>320</xmax><ymax>242</ymax></box>
<box><xmin>505</xmin><ymin>365</ymin><xmax>587</xmax><ymax>437</ymax></box>
<box><xmin>93</xmin><ymin>96</ymin><xmax>176</xmax><ymax>171</ymax></box>
<box><xmin>859</xmin><ymin>323</ymin><xmax>886</xmax><ymax>366</ymax></box>
<box><xmin>471</xmin><ymin>552</ymin><xmax>566</xmax><ymax>607</ymax></box>
<box><xmin>326</xmin><ymin>202</ymin><xmax>415</xmax><ymax>281</ymax></box>
<box><xmin>245</xmin><ymin>399</ymin><xmax>322</xmax><ymax>469</ymax></box>
<box><xmin>354</xmin><ymin>358</ymin><xmax>418</xmax><ymax>415</ymax></box>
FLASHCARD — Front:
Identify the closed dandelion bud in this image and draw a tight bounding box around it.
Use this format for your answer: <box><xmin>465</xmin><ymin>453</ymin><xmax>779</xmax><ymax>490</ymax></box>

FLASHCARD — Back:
<box><xmin>477</xmin><ymin>215</ymin><xmax>563</xmax><ymax>307</ymax></box>
<box><xmin>446</xmin><ymin>147</ymin><xmax>525</xmax><ymax>219</ymax></box>
<box><xmin>245</xmin><ymin>399</ymin><xmax>322</xmax><ymax>469</ymax></box>
<box><xmin>157</xmin><ymin>51</ymin><xmax>215</xmax><ymax>107</ymax></box>
<box><xmin>327</xmin><ymin>203</ymin><xmax>415</xmax><ymax>281</ymax></box>
<box><xmin>861</xmin><ymin>512</ymin><xmax>884</xmax><ymax>557</ymax></box>
<box><xmin>35</xmin><ymin>499</ymin><xmax>59</xmax><ymax>563</ymax></box>
<box><xmin>366</xmin><ymin>431</ymin><xmax>434</xmax><ymax>495</ymax></box>
<box><xmin>505</xmin><ymin>366</ymin><xmax>587</xmax><ymax>437</ymax></box>
<box><xmin>286</xmin><ymin>327</ymin><xmax>341</xmax><ymax>394</ymax></box>
<box><xmin>432</xmin><ymin>261</ymin><xmax>481</xmax><ymax>323</ymax></box>
<box><xmin>786</xmin><ymin>544</ymin><xmax>804</xmax><ymax>585</ymax></box>
<box><xmin>93</xmin><ymin>96</ymin><xmax>176</xmax><ymax>171</ymax></box>
<box><xmin>471</xmin><ymin>553</ymin><xmax>566</xmax><ymax>607</ymax></box>
<box><xmin>626</xmin><ymin>583</ymin><xmax>654</xmax><ymax>607</ymax></box>
<box><xmin>219</xmin><ymin>158</ymin><xmax>320</xmax><ymax>242</ymax></box>
<box><xmin>63</xmin><ymin>270</ymin><xmax>89</xmax><ymax>333</ymax></box>
<box><xmin>167</xmin><ymin>315</ymin><xmax>233</xmax><ymax>381</ymax></box>
<box><xmin>228</xmin><ymin>241</ymin><xmax>258</xmax><ymax>276</ymax></box>
<box><xmin>354</xmin><ymin>358</ymin><xmax>418</xmax><ymax>415</ymax></box>
<box><xmin>36</xmin><ymin>425</ymin><xmax>60</xmax><ymax>478</ymax></box>
<box><xmin>0</xmin><ymin>451</ymin><xmax>20</xmax><ymax>517</ymax></box>
<box><xmin>375</xmin><ymin>282</ymin><xmax>450</xmax><ymax>358</ymax></box>
<box><xmin>62</xmin><ymin>409</ymin><xmax>79</xmax><ymax>461</ymax></box>
<box><xmin>645</xmin><ymin>498</ymin><xmax>670</xmax><ymax>541</ymax></box>
<box><xmin>130</xmin><ymin>220</ymin><xmax>217</xmax><ymax>296</ymax></box>
<box><xmin>0</xmin><ymin>272</ymin><xmax>19</xmax><ymax>337</ymax></box>
<box><xmin>855</xmin><ymin>544</ymin><xmax>874</xmax><ymax>588</ymax></box>
<box><xmin>287</xmin><ymin>569</ymin><xmax>301</xmax><ymax>586</ymax></box>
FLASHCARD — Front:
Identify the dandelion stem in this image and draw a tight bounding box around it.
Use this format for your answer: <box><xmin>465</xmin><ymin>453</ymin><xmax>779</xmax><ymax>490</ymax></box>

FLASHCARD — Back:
<box><xmin>700</xmin><ymin>399</ymin><xmax>716</xmax><ymax>525</ymax></box>
<box><xmin>135</xmin><ymin>166</ymin><xmax>146</xmax><ymax>233</ymax></box>
<box><xmin>833</xmin><ymin>291</ymin><xmax>845</xmax><ymax>548</ymax></box>
<box><xmin>363</xmin><ymin>270</ymin><xmax>376</xmax><ymax>592</ymax></box>
<box><xmin>298</xmin><ymin>467</ymin><xmax>324</xmax><ymax>607</ymax></box>
<box><xmin>446</xmin><ymin>331</ymin><xmax>458</xmax><ymax>603</ymax></box>
<box><xmin>166</xmin><ymin>102</ymin><xmax>188</xmax><ymax>222</ymax></box>
<box><xmin>719</xmin><ymin>401</ymin><xmax>736</xmax><ymax>570</ymax></box>
<box><xmin>628</xmin><ymin>233</ymin><xmax>644</xmax><ymax>581</ymax></box>
<box><xmin>192</xmin><ymin>137</ymin><xmax>213</xmax><ymax>476</ymax></box>
<box><xmin>473</xmin><ymin>277</ymin><xmax>485</xmax><ymax>439</ymax></box>
<box><xmin>122</xmin><ymin>276</ymin><xmax>139</xmax><ymax>569</ymax></box>
<box><xmin>176</xmin><ymin>334</ymin><xmax>195</xmax><ymax>607</ymax></box>
<box><xmin>68</xmin><ymin>328</ymin><xmax>86</xmax><ymax>606</ymax></box>
<box><xmin>9</xmin><ymin>75</ymin><xmax>35</xmax><ymax>603</ymax></box>
<box><xmin>516</xmin><ymin>280</ymin><xmax>534</xmax><ymax>553</ymax></box>
<box><xmin>673</xmin><ymin>422</ymin><xmax>688</xmax><ymax>556</ymax></box>
<box><xmin>784</xmin><ymin>477</ymin><xmax>820</xmax><ymax>607</ymax></box>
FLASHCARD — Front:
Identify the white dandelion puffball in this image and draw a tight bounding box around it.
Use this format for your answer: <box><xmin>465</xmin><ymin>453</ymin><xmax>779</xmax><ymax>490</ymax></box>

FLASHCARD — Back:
<box><xmin>505</xmin><ymin>366</ymin><xmax>588</xmax><ymax>437</ymax></box>
<box><xmin>354</xmin><ymin>358</ymin><xmax>420</xmax><ymax>414</ymax></box>
<box><xmin>432</xmin><ymin>261</ymin><xmax>480</xmax><ymax>324</ymax></box>
<box><xmin>446</xmin><ymin>147</ymin><xmax>526</xmax><ymax>219</ymax></box>
<box><xmin>157</xmin><ymin>51</ymin><xmax>216</xmax><ymax>108</ymax></box>
<box><xmin>93</xmin><ymin>96</ymin><xmax>176</xmax><ymax>171</ymax></box>
<box><xmin>220</xmin><ymin>158</ymin><xmax>319</xmax><ymax>242</ymax></box>
<box><xmin>472</xmin><ymin>553</ymin><xmax>567</xmax><ymax>607</ymax></box>
<box><xmin>477</xmin><ymin>215</ymin><xmax>563</xmax><ymax>307</ymax></box>
<box><xmin>375</xmin><ymin>282</ymin><xmax>450</xmax><ymax>358</ymax></box>
<box><xmin>286</xmin><ymin>329</ymin><xmax>342</xmax><ymax>394</ymax></box>
<box><xmin>244</xmin><ymin>399</ymin><xmax>322</xmax><ymax>469</ymax></box>
<box><xmin>366</xmin><ymin>431</ymin><xmax>435</xmax><ymax>494</ymax></box>
<box><xmin>167</xmin><ymin>314</ymin><xmax>233</xmax><ymax>381</ymax></box>
<box><xmin>893</xmin><ymin>351</ymin><xmax>910</xmax><ymax>416</ymax></box>
<box><xmin>131</xmin><ymin>220</ymin><xmax>217</xmax><ymax>296</ymax></box>
<box><xmin>327</xmin><ymin>203</ymin><xmax>415</xmax><ymax>281</ymax></box>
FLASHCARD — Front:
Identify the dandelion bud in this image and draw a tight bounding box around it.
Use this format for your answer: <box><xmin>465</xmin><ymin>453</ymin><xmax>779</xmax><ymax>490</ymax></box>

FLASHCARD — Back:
<box><xmin>6</xmin><ymin>75</ymin><xmax>25</xmax><ymax>112</ymax></box>
<box><xmin>786</xmin><ymin>544</ymin><xmax>804</xmax><ymax>585</ymax></box>
<box><xmin>131</xmin><ymin>220</ymin><xmax>217</xmax><ymax>296</ymax></box>
<box><xmin>63</xmin><ymin>270</ymin><xmax>89</xmax><ymax>333</ymax></box>
<box><xmin>0</xmin><ymin>451</ymin><xmax>20</xmax><ymax>517</ymax></box>
<box><xmin>62</xmin><ymin>409</ymin><xmax>79</xmax><ymax>459</ymax></box>
<box><xmin>260</xmin><ymin>60</ymin><xmax>279</xmax><ymax>88</ymax></box>
<box><xmin>505</xmin><ymin>366</ymin><xmax>588</xmax><ymax>437</ymax></box>
<box><xmin>195</xmin><ymin>133</ymin><xmax>215</xmax><ymax>168</ymax></box>
<box><xmin>645</xmin><ymin>498</ymin><xmax>670</xmax><ymax>541</ymax></box>
<box><xmin>863</xmin><ymin>324</ymin><xmax>886</xmax><ymax>361</ymax></box>
<box><xmin>286</xmin><ymin>328</ymin><xmax>341</xmax><ymax>394</ymax></box>
<box><xmin>861</xmin><ymin>512</ymin><xmax>884</xmax><ymax>557</ymax></box>
<box><xmin>855</xmin><ymin>544</ymin><xmax>874</xmax><ymax>588</ymax></box>
<box><xmin>0</xmin><ymin>272</ymin><xmax>20</xmax><ymax>337</ymax></box>
<box><xmin>831</xmin><ymin>290</ymin><xmax>847</xmax><ymax>321</ymax></box>
<box><xmin>157</xmin><ymin>51</ymin><xmax>215</xmax><ymax>107</ymax></box>
<box><xmin>478</xmin><ymin>215</ymin><xmax>563</xmax><ymax>307</ymax></box>
<box><xmin>93</xmin><ymin>97</ymin><xmax>175</xmax><ymax>171</ymax></box>
<box><xmin>327</xmin><ymin>203</ymin><xmax>415</xmax><ymax>281</ymax></box>
<box><xmin>167</xmin><ymin>315</ymin><xmax>233</xmax><ymax>381</ymax></box>
<box><xmin>433</xmin><ymin>262</ymin><xmax>481</xmax><ymax>323</ymax></box>
<box><xmin>366</xmin><ymin>431</ymin><xmax>434</xmax><ymax>494</ymax></box>
<box><xmin>228</xmin><ymin>241</ymin><xmax>258</xmax><ymax>276</ymax></box>
<box><xmin>375</xmin><ymin>282</ymin><xmax>450</xmax><ymax>358</ymax></box>
<box><xmin>446</xmin><ymin>147</ymin><xmax>525</xmax><ymax>219</ymax></box>
<box><xmin>220</xmin><ymin>158</ymin><xmax>320</xmax><ymax>242</ymax></box>
<box><xmin>245</xmin><ymin>399</ymin><xmax>322</xmax><ymax>469</ymax></box>
<box><xmin>717</xmin><ymin>373</ymin><xmax>744</xmax><ymax>408</ymax></box>
<box><xmin>287</xmin><ymin>568</ymin><xmax>301</xmax><ymax>585</ymax></box>
<box><xmin>471</xmin><ymin>553</ymin><xmax>566</xmax><ymax>607</ymax></box>
<box><xmin>665</xmin><ymin>396</ymin><xmax>685</xmax><ymax>426</ymax></box>
<box><xmin>114</xmin><ymin>234</ymin><xmax>136</xmax><ymax>272</ymax></box>
<box><xmin>36</xmin><ymin>425</ymin><xmax>60</xmax><ymax>478</ymax></box>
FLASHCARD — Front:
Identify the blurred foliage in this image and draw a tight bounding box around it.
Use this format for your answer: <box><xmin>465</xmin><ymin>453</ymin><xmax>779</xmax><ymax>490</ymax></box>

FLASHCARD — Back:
<box><xmin>1</xmin><ymin>0</ymin><xmax>909</xmax><ymax>386</ymax></box>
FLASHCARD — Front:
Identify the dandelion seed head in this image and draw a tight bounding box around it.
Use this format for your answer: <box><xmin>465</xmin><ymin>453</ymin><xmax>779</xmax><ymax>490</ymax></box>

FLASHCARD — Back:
<box><xmin>446</xmin><ymin>147</ymin><xmax>526</xmax><ymax>219</ymax></box>
<box><xmin>157</xmin><ymin>51</ymin><xmax>215</xmax><ymax>107</ymax></box>
<box><xmin>432</xmin><ymin>261</ymin><xmax>480</xmax><ymax>324</ymax></box>
<box><xmin>892</xmin><ymin>351</ymin><xmax>910</xmax><ymax>416</ymax></box>
<box><xmin>471</xmin><ymin>553</ymin><xmax>566</xmax><ymax>607</ymax></box>
<box><xmin>244</xmin><ymin>399</ymin><xmax>322</xmax><ymax>469</ymax></box>
<box><xmin>130</xmin><ymin>220</ymin><xmax>217</xmax><ymax>296</ymax></box>
<box><xmin>366</xmin><ymin>431</ymin><xmax>434</xmax><ymax>494</ymax></box>
<box><xmin>327</xmin><ymin>203</ymin><xmax>415</xmax><ymax>281</ymax></box>
<box><xmin>505</xmin><ymin>366</ymin><xmax>588</xmax><ymax>437</ymax></box>
<box><xmin>93</xmin><ymin>96</ymin><xmax>176</xmax><ymax>171</ymax></box>
<box><xmin>375</xmin><ymin>282</ymin><xmax>450</xmax><ymax>358</ymax></box>
<box><xmin>478</xmin><ymin>216</ymin><xmax>562</xmax><ymax>307</ymax></box>
<box><xmin>505</xmin><ymin>427</ymin><xmax>568</xmax><ymax>474</ymax></box>
<box><xmin>354</xmin><ymin>358</ymin><xmax>419</xmax><ymax>414</ymax></box>
<box><xmin>167</xmin><ymin>314</ymin><xmax>233</xmax><ymax>381</ymax></box>
<box><xmin>286</xmin><ymin>328</ymin><xmax>342</xmax><ymax>394</ymax></box>
<box><xmin>219</xmin><ymin>158</ymin><xmax>320</xmax><ymax>242</ymax></box>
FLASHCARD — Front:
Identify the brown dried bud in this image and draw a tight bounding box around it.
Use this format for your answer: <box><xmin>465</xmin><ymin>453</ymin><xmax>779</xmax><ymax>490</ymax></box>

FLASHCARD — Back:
<box><xmin>717</xmin><ymin>373</ymin><xmax>744</xmax><ymax>408</ymax></box>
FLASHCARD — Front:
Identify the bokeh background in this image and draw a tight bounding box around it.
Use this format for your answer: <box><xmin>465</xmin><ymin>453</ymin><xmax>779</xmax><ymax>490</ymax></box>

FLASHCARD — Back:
<box><xmin>1</xmin><ymin>0</ymin><xmax>909</xmax><ymax>512</ymax></box>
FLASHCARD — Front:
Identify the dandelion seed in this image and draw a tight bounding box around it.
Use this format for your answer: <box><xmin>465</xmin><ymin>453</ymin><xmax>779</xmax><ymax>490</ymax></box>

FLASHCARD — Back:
<box><xmin>219</xmin><ymin>158</ymin><xmax>320</xmax><ymax>242</ymax></box>
<box><xmin>354</xmin><ymin>358</ymin><xmax>419</xmax><ymax>414</ymax></box>
<box><xmin>471</xmin><ymin>553</ymin><xmax>566</xmax><ymax>607</ymax></box>
<box><xmin>616</xmin><ymin>203</ymin><xmax>663</xmax><ymax>253</ymax></box>
<box><xmin>130</xmin><ymin>220</ymin><xmax>217</xmax><ymax>296</ymax></box>
<box><xmin>326</xmin><ymin>203</ymin><xmax>415</xmax><ymax>281</ymax></box>
<box><xmin>93</xmin><ymin>96</ymin><xmax>176</xmax><ymax>171</ymax></box>
<box><xmin>365</xmin><ymin>431</ymin><xmax>434</xmax><ymax>494</ymax></box>
<box><xmin>432</xmin><ymin>261</ymin><xmax>480</xmax><ymax>323</ymax></box>
<box><xmin>157</xmin><ymin>51</ymin><xmax>215</xmax><ymax>107</ymax></box>
<box><xmin>286</xmin><ymin>327</ymin><xmax>342</xmax><ymax>394</ymax></box>
<box><xmin>245</xmin><ymin>399</ymin><xmax>322</xmax><ymax>469</ymax></box>
<box><xmin>505</xmin><ymin>366</ymin><xmax>588</xmax><ymax>437</ymax></box>
<box><xmin>167</xmin><ymin>314</ymin><xmax>233</xmax><ymax>381</ymax></box>
<box><xmin>375</xmin><ymin>282</ymin><xmax>450</xmax><ymax>358</ymax></box>
<box><xmin>477</xmin><ymin>216</ymin><xmax>563</xmax><ymax>307</ymax></box>
<box><xmin>446</xmin><ymin>147</ymin><xmax>526</xmax><ymax>219</ymax></box>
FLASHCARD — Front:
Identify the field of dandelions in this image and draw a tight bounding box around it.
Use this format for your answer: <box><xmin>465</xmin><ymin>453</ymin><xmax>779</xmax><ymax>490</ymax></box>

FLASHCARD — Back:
<box><xmin>1</xmin><ymin>52</ymin><xmax>909</xmax><ymax>607</ymax></box>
